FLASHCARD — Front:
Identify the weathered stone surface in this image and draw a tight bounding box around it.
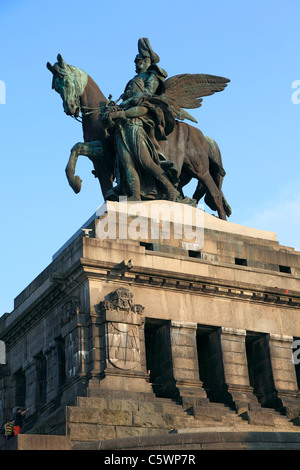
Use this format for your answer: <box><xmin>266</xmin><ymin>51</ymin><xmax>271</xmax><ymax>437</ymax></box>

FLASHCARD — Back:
<box><xmin>67</xmin><ymin>407</ymin><xmax>132</xmax><ymax>426</ymax></box>
<box><xmin>193</xmin><ymin>406</ymin><xmax>222</xmax><ymax>422</ymax></box>
<box><xmin>99</xmin><ymin>430</ymin><xmax>300</xmax><ymax>450</ymax></box>
<box><xmin>0</xmin><ymin>434</ymin><xmax>71</xmax><ymax>450</ymax></box>
<box><xmin>67</xmin><ymin>423</ymin><xmax>116</xmax><ymax>441</ymax></box>
<box><xmin>1</xmin><ymin>204</ymin><xmax>300</xmax><ymax>449</ymax></box>
<box><xmin>76</xmin><ymin>396</ymin><xmax>139</xmax><ymax>411</ymax></box>
<box><xmin>244</xmin><ymin>411</ymin><xmax>275</xmax><ymax>427</ymax></box>
<box><xmin>132</xmin><ymin>410</ymin><xmax>168</xmax><ymax>428</ymax></box>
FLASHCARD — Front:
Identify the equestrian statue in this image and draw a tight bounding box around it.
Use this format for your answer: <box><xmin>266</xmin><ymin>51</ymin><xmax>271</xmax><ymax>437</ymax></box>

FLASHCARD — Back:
<box><xmin>47</xmin><ymin>38</ymin><xmax>231</xmax><ymax>220</ymax></box>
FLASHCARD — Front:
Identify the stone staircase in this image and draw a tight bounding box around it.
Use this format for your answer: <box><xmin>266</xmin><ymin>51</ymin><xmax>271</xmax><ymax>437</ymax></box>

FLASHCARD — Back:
<box><xmin>179</xmin><ymin>402</ymin><xmax>299</xmax><ymax>433</ymax></box>
<box><xmin>67</xmin><ymin>393</ymin><xmax>195</xmax><ymax>449</ymax></box>
<box><xmin>67</xmin><ymin>391</ymin><xmax>300</xmax><ymax>449</ymax></box>
<box><xmin>27</xmin><ymin>388</ymin><xmax>300</xmax><ymax>450</ymax></box>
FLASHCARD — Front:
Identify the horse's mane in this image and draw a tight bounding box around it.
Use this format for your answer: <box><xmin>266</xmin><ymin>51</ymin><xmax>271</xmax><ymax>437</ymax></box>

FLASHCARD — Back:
<box><xmin>51</xmin><ymin>62</ymin><xmax>88</xmax><ymax>96</ymax></box>
<box><xmin>52</xmin><ymin>62</ymin><xmax>83</xmax><ymax>77</ymax></box>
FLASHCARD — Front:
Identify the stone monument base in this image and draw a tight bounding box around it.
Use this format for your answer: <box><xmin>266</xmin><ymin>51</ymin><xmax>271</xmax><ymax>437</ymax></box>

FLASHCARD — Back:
<box><xmin>1</xmin><ymin>201</ymin><xmax>300</xmax><ymax>450</ymax></box>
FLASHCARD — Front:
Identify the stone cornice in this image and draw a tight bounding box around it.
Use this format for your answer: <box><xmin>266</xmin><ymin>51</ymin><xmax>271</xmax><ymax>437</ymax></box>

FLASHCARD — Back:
<box><xmin>80</xmin><ymin>258</ymin><xmax>300</xmax><ymax>309</ymax></box>
<box><xmin>0</xmin><ymin>260</ymin><xmax>86</xmax><ymax>349</ymax></box>
<box><xmin>2</xmin><ymin>253</ymin><xmax>300</xmax><ymax>351</ymax></box>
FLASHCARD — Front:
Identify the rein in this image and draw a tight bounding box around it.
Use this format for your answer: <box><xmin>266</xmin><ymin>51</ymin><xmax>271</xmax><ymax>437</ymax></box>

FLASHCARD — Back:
<box><xmin>69</xmin><ymin>68</ymin><xmax>120</xmax><ymax>124</ymax></box>
<box><xmin>72</xmin><ymin>99</ymin><xmax>120</xmax><ymax>124</ymax></box>
<box><xmin>70</xmin><ymin>105</ymin><xmax>103</xmax><ymax>124</ymax></box>
<box><xmin>71</xmin><ymin>105</ymin><xmax>103</xmax><ymax>124</ymax></box>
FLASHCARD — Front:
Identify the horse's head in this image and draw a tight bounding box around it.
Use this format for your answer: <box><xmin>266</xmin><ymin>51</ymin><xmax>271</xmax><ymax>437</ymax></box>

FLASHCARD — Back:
<box><xmin>47</xmin><ymin>54</ymin><xmax>88</xmax><ymax>118</ymax></box>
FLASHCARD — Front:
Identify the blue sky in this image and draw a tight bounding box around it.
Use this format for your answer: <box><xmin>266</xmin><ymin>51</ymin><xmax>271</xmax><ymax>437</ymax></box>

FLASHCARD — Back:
<box><xmin>1</xmin><ymin>0</ymin><xmax>300</xmax><ymax>314</ymax></box>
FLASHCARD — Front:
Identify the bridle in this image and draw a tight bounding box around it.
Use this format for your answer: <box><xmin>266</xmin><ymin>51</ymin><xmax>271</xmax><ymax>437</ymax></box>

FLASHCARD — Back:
<box><xmin>72</xmin><ymin>95</ymin><xmax>120</xmax><ymax>124</ymax></box>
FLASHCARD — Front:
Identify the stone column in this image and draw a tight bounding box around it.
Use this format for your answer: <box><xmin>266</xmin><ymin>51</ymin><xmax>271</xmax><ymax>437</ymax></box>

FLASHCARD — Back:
<box><xmin>269</xmin><ymin>334</ymin><xmax>300</xmax><ymax>418</ymax></box>
<box><xmin>58</xmin><ymin>295</ymin><xmax>89</xmax><ymax>401</ymax></box>
<box><xmin>43</xmin><ymin>342</ymin><xmax>59</xmax><ymax>404</ymax></box>
<box><xmin>0</xmin><ymin>365</ymin><xmax>13</xmax><ymax>426</ymax></box>
<box><xmin>220</xmin><ymin>327</ymin><xmax>260</xmax><ymax>414</ymax></box>
<box><xmin>169</xmin><ymin>321</ymin><xmax>208</xmax><ymax>408</ymax></box>
<box><xmin>96</xmin><ymin>287</ymin><xmax>153</xmax><ymax>394</ymax></box>
<box><xmin>20</xmin><ymin>361</ymin><xmax>35</xmax><ymax>412</ymax></box>
<box><xmin>86</xmin><ymin>308</ymin><xmax>102</xmax><ymax>382</ymax></box>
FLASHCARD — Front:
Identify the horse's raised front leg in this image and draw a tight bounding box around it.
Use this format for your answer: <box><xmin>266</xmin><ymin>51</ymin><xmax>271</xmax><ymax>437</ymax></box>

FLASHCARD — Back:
<box><xmin>65</xmin><ymin>141</ymin><xmax>104</xmax><ymax>193</ymax></box>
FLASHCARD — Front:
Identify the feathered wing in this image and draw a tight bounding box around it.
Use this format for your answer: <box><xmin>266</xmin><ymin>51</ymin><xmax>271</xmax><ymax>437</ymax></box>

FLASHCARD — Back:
<box><xmin>161</xmin><ymin>73</ymin><xmax>230</xmax><ymax>123</ymax></box>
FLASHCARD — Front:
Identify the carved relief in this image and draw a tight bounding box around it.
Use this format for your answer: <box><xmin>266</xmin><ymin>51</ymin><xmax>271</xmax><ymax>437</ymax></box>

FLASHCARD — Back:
<box><xmin>99</xmin><ymin>288</ymin><xmax>145</xmax><ymax>371</ymax></box>
<box><xmin>107</xmin><ymin>322</ymin><xmax>140</xmax><ymax>370</ymax></box>
<box><xmin>100</xmin><ymin>287</ymin><xmax>144</xmax><ymax>315</ymax></box>
<box><xmin>59</xmin><ymin>295</ymin><xmax>81</xmax><ymax>326</ymax></box>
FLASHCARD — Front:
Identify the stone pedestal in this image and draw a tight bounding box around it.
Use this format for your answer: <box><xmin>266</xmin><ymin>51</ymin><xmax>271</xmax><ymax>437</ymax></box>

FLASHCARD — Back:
<box><xmin>1</xmin><ymin>201</ymin><xmax>300</xmax><ymax>442</ymax></box>
<box><xmin>95</xmin><ymin>287</ymin><xmax>152</xmax><ymax>394</ymax></box>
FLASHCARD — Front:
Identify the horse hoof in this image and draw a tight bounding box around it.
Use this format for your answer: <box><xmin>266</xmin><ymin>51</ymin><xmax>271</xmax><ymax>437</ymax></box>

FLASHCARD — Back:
<box><xmin>72</xmin><ymin>176</ymin><xmax>82</xmax><ymax>194</ymax></box>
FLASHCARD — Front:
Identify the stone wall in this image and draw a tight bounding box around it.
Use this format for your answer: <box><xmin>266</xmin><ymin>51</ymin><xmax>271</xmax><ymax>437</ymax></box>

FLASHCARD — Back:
<box><xmin>1</xmin><ymin>203</ymin><xmax>300</xmax><ymax>444</ymax></box>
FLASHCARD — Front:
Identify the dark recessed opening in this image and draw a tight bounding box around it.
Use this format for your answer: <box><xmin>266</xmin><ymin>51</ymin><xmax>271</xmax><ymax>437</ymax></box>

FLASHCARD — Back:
<box><xmin>55</xmin><ymin>336</ymin><xmax>66</xmax><ymax>389</ymax></box>
<box><xmin>140</xmin><ymin>242</ymin><xmax>154</xmax><ymax>251</ymax></box>
<box><xmin>279</xmin><ymin>265</ymin><xmax>291</xmax><ymax>274</ymax></box>
<box><xmin>188</xmin><ymin>250</ymin><xmax>201</xmax><ymax>259</ymax></box>
<box><xmin>235</xmin><ymin>258</ymin><xmax>247</xmax><ymax>266</ymax></box>
<box><xmin>196</xmin><ymin>325</ymin><xmax>233</xmax><ymax>406</ymax></box>
<box><xmin>14</xmin><ymin>369</ymin><xmax>26</xmax><ymax>408</ymax></box>
<box><xmin>245</xmin><ymin>331</ymin><xmax>282</xmax><ymax>409</ymax></box>
<box><xmin>144</xmin><ymin>319</ymin><xmax>177</xmax><ymax>399</ymax></box>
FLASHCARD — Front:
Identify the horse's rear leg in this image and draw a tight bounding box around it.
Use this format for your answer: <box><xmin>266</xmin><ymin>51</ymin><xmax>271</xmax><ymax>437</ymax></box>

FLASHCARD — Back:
<box><xmin>182</xmin><ymin>161</ymin><xmax>227</xmax><ymax>219</ymax></box>
<box><xmin>178</xmin><ymin>171</ymin><xmax>192</xmax><ymax>198</ymax></box>
<box><xmin>193</xmin><ymin>181</ymin><xmax>206</xmax><ymax>203</ymax></box>
<box><xmin>191</xmin><ymin>171</ymin><xmax>226</xmax><ymax>220</ymax></box>
<box><xmin>202</xmin><ymin>172</ymin><xmax>227</xmax><ymax>220</ymax></box>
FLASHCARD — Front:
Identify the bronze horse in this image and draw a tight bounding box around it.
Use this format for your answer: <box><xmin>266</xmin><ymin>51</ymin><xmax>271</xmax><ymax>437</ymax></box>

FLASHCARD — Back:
<box><xmin>47</xmin><ymin>54</ymin><xmax>231</xmax><ymax>220</ymax></box>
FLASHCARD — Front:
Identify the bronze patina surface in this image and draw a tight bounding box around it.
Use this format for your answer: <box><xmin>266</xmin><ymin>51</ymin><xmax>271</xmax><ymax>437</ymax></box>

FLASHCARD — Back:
<box><xmin>47</xmin><ymin>38</ymin><xmax>231</xmax><ymax>219</ymax></box>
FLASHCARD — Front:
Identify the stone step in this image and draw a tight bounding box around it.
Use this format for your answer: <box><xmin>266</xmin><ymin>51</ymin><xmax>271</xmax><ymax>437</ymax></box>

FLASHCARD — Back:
<box><xmin>76</xmin><ymin>395</ymin><xmax>287</xmax><ymax>431</ymax></box>
<box><xmin>67</xmin><ymin>421</ymin><xmax>168</xmax><ymax>442</ymax></box>
<box><xmin>69</xmin><ymin>402</ymin><xmax>250</xmax><ymax>434</ymax></box>
<box><xmin>66</xmin><ymin>404</ymin><xmax>191</xmax><ymax>434</ymax></box>
<box><xmin>67</xmin><ymin>409</ymin><xmax>255</xmax><ymax>445</ymax></box>
<box><xmin>29</xmin><ymin>392</ymin><xmax>300</xmax><ymax>445</ymax></box>
<box><xmin>75</xmin><ymin>396</ymin><xmax>185</xmax><ymax>415</ymax></box>
<box><xmin>76</xmin><ymin>395</ymin><xmax>253</xmax><ymax>427</ymax></box>
<box><xmin>86</xmin><ymin>388</ymin><xmax>156</xmax><ymax>401</ymax></box>
<box><xmin>273</xmin><ymin>416</ymin><xmax>298</xmax><ymax>428</ymax></box>
<box><xmin>239</xmin><ymin>407</ymin><xmax>298</xmax><ymax>430</ymax></box>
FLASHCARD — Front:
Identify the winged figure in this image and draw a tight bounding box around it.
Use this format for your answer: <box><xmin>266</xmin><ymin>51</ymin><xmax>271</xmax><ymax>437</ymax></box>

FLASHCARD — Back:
<box><xmin>161</xmin><ymin>73</ymin><xmax>230</xmax><ymax>123</ymax></box>
<box><xmin>47</xmin><ymin>40</ymin><xmax>232</xmax><ymax>219</ymax></box>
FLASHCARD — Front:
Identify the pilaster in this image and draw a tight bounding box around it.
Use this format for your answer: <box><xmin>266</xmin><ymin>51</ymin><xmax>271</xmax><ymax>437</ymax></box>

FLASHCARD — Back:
<box><xmin>167</xmin><ymin>321</ymin><xmax>212</xmax><ymax>420</ymax></box>
<box><xmin>93</xmin><ymin>287</ymin><xmax>153</xmax><ymax>394</ymax></box>
<box><xmin>269</xmin><ymin>333</ymin><xmax>300</xmax><ymax>418</ymax></box>
<box><xmin>220</xmin><ymin>327</ymin><xmax>260</xmax><ymax>414</ymax></box>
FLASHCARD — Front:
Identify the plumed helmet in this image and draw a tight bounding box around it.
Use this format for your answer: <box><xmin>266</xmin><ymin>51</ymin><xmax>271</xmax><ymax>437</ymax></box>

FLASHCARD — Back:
<box><xmin>135</xmin><ymin>38</ymin><xmax>160</xmax><ymax>64</ymax></box>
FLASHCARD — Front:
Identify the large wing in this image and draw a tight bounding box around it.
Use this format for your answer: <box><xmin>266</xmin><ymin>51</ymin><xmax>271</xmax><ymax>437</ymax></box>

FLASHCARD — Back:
<box><xmin>162</xmin><ymin>73</ymin><xmax>230</xmax><ymax>123</ymax></box>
